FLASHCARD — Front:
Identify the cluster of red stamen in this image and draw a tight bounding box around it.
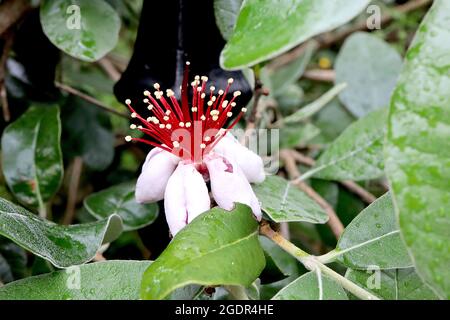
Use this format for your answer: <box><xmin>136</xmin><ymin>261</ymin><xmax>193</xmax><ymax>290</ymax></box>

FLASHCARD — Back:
<box><xmin>125</xmin><ymin>62</ymin><xmax>247</xmax><ymax>163</ymax></box>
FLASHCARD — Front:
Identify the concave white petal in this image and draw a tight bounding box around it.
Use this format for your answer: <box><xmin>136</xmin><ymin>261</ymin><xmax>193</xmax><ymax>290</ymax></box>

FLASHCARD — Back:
<box><xmin>135</xmin><ymin>148</ymin><xmax>179</xmax><ymax>203</ymax></box>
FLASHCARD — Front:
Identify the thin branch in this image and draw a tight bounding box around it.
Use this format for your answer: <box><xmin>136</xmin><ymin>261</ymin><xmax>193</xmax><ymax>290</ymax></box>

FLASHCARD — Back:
<box><xmin>339</xmin><ymin>180</ymin><xmax>377</xmax><ymax>204</ymax></box>
<box><xmin>241</xmin><ymin>76</ymin><xmax>269</xmax><ymax>143</ymax></box>
<box><xmin>280</xmin><ymin>150</ymin><xmax>344</xmax><ymax>239</ymax></box>
<box><xmin>0</xmin><ymin>0</ymin><xmax>31</xmax><ymax>35</ymax></box>
<box><xmin>269</xmin><ymin>0</ymin><xmax>432</xmax><ymax>70</ymax></box>
<box><xmin>97</xmin><ymin>57</ymin><xmax>121</xmax><ymax>82</ymax></box>
<box><xmin>55</xmin><ymin>82</ymin><xmax>130</xmax><ymax>119</ymax></box>
<box><xmin>63</xmin><ymin>157</ymin><xmax>83</xmax><ymax>225</ymax></box>
<box><xmin>303</xmin><ymin>69</ymin><xmax>336</xmax><ymax>82</ymax></box>
<box><xmin>279</xmin><ymin>222</ymin><xmax>290</xmax><ymax>240</ymax></box>
<box><xmin>93</xmin><ymin>252</ymin><xmax>106</xmax><ymax>262</ymax></box>
<box><xmin>0</xmin><ymin>85</ymin><xmax>9</xmax><ymax>122</ymax></box>
<box><xmin>0</xmin><ymin>31</ymin><xmax>14</xmax><ymax>122</ymax></box>
<box><xmin>290</xmin><ymin>150</ymin><xmax>377</xmax><ymax>204</ymax></box>
<box><xmin>105</xmin><ymin>53</ymin><xmax>128</xmax><ymax>72</ymax></box>
<box><xmin>260</xmin><ymin>222</ymin><xmax>380</xmax><ymax>300</ymax></box>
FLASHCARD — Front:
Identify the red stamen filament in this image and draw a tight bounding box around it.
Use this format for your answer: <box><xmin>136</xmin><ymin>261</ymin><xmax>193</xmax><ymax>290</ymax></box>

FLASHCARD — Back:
<box><xmin>124</xmin><ymin>62</ymin><xmax>247</xmax><ymax>162</ymax></box>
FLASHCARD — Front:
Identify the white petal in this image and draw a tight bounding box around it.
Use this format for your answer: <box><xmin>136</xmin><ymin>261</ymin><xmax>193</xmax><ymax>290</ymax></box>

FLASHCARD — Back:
<box><xmin>213</xmin><ymin>133</ymin><xmax>265</xmax><ymax>183</ymax></box>
<box><xmin>164</xmin><ymin>163</ymin><xmax>186</xmax><ymax>236</ymax></box>
<box><xmin>135</xmin><ymin>148</ymin><xmax>179</xmax><ymax>203</ymax></box>
<box><xmin>184</xmin><ymin>165</ymin><xmax>211</xmax><ymax>223</ymax></box>
<box><xmin>205</xmin><ymin>155</ymin><xmax>262</xmax><ymax>220</ymax></box>
<box><xmin>164</xmin><ymin>162</ymin><xmax>210</xmax><ymax>236</ymax></box>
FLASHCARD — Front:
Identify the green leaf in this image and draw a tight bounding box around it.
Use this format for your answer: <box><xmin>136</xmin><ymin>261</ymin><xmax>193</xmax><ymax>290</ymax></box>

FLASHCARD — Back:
<box><xmin>0</xmin><ymin>261</ymin><xmax>150</xmax><ymax>300</ymax></box>
<box><xmin>335</xmin><ymin>32</ymin><xmax>403</xmax><ymax>118</ymax></box>
<box><xmin>253</xmin><ymin>175</ymin><xmax>328</xmax><ymax>224</ymax></box>
<box><xmin>272</xmin><ymin>271</ymin><xmax>348</xmax><ymax>300</ymax></box>
<box><xmin>325</xmin><ymin>193</ymin><xmax>412</xmax><ymax>269</ymax></box>
<box><xmin>313</xmin><ymin>100</ymin><xmax>355</xmax><ymax>144</ymax></box>
<box><xmin>214</xmin><ymin>0</ymin><xmax>243</xmax><ymax>40</ymax></box>
<box><xmin>0</xmin><ymin>198</ymin><xmax>123</xmax><ymax>268</ymax></box>
<box><xmin>220</xmin><ymin>0</ymin><xmax>370</xmax><ymax>69</ymax></box>
<box><xmin>275</xmin><ymin>84</ymin><xmax>304</xmax><ymax>113</ymax></box>
<box><xmin>1</xmin><ymin>105</ymin><xmax>63</xmax><ymax>210</ymax></box>
<box><xmin>62</xmin><ymin>96</ymin><xmax>115</xmax><ymax>171</ymax></box>
<box><xmin>283</xmin><ymin>83</ymin><xmax>348</xmax><ymax>123</ymax></box>
<box><xmin>259</xmin><ymin>236</ymin><xmax>299</xmax><ymax>277</ymax></box>
<box><xmin>280</xmin><ymin>123</ymin><xmax>320</xmax><ymax>149</ymax></box>
<box><xmin>40</xmin><ymin>0</ymin><xmax>121</xmax><ymax>62</ymax></box>
<box><xmin>307</xmin><ymin>108</ymin><xmax>387</xmax><ymax>181</ymax></box>
<box><xmin>261</xmin><ymin>42</ymin><xmax>316</xmax><ymax>96</ymax></box>
<box><xmin>84</xmin><ymin>181</ymin><xmax>159</xmax><ymax>231</ymax></box>
<box><xmin>346</xmin><ymin>268</ymin><xmax>440</xmax><ymax>300</ymax></box>
<box><xmin>140</xmin><ymin>204</ymin><xmax>265</xmax><ymax>300</ymax></box>
<box><xmin>384</xmin><ymin>0</ymin><xmax>450</xmax><ymax>299</ymax></box>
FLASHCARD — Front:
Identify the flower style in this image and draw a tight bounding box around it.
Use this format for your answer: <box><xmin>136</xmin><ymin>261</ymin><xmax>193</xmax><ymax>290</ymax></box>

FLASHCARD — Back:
<box><xmin>124</xmin><ymin>62</ymin><xmax>265</xmax><ymax>236</ymax></box>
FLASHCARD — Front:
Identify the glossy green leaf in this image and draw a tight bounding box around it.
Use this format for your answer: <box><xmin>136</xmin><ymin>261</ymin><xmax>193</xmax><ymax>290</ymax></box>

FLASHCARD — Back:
<box><xmin>261</xmin><ymin>42</ymin><xmax>316</xmax><ymax>96</ymax></box>
<box><xmin>280</xmin><ymin>123</ymin><xmax>320</xmax><ymax>149</ymax></box>
<box><xmin>221</xmin><ymin>0</ymin><xmax>370</xmax><ymax>69</ymax></box>
<box><xmin>276</xmin><ymin>84</ymin><xmax>304</xmax><ymax>113</ymax></box>
<box><xmin>346</xmin><ymin>268</ymin><xmax>439</xmax><ymax>300</ymax></box>
<box><xmin>1</xmin><ymin>105</ymin><xmax>63</xmax><ymax>210</ymax></box>
<box><xmin>84</xmin><ymin>181</ymin><xmax>159</xmax><ymax>231</ymax></box>
<box><xmin>214</xmin><ymin>0</ymin><xmax>243</xmax><ymax>40</ymax></box>
<box><xmin>260</xmin><ymin>276</ymin><xmax>296</xmax><ymax>300</ymax></box>
<box><xmin>0</xmin><ymin>198</ymin><xmax>123</xmax><ymax>268</ymax></box>
<box><xmin>272</xmin><ymin>271</ymin><xmax>348</xmax><ymax>300</ymax></box>
<box><xmin>307</xmin><ymin>108</ymin><xmax>387</xmax><ymax>181</ymax></box>
<box><xmin>335</xmin><ymin>32</ymin><xmax>403</xmax><ymax>118</ymax></box>
<box><xmin>384</xmin><ymin>0</ymin><xmax>450</xmax><ymax>299</ymax></box>
<box><xmin>283</xmin><ymin>83</ymin><xmax>347</xmax><ymax>124</ymax></box>
<box><xmin>313</xmin><ymin>100</ymin><xmax>355</xmax><ymax>144</ymax></box>
<box><xmin>325</xmin><ymin>193</ymin><xmax>412</xmax><ymax>269</ymax></box>
<box><xmin>40</xmin><ymin>0</ymin><xmax>121</xmax><ymax>62</ymax></box>
<box><xmin>140</xmin><ymin>204</ymin><xmax>265</xmax><ymax>300</ymax></box>
<box><xmin>0</xmin><ymin>261</ymin><xmax>150</xmax><ymax>300</ymax></box>
<box><xmin>253</xmin><ymin>175</ymin><xmax>328</xmax><ymax>224</ymax></box>
<box><xmin>259</xmin><ymin>236</ymin><xmax>299</xmax><ymax>277</ymax></box>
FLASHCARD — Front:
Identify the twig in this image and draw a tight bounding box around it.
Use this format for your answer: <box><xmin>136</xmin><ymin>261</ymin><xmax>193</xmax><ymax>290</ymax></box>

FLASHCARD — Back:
<box><xmin>339</xmin><ymin>180</ymin><xmax>377</xmax><ymax>204</ymax></box>
<box><xmin>63</xmin><ymin>157</ymin><xmax>83</xmax><ymax>225</ymax></box>
<box><xmin>0</xmin><ymin>32</ymin><xmax>14</xmax><ymax>122</ymax></box>
<box><xmin>93</xmin><ymin>252</ymin><xmax>106</xmax><ymax>262</ymax></box>
<box><xmin>97</xmin><ymin>57</ymin><xmax>121</xmax><ymax>82</ymax></box>
<box><xmin>279</xmin><ymin>222</ymin><xmax>290</xmax><ymax>240</ymax></box>
<box><xmin>280</xmin><ymin>150</ymin><xmax>344</xmax><ymax>239</ymax></box>
<box><xmin>290</xmin><ymin>150</ymin><xmax>376</xmax><ymax>204</ymax></box>
<box><xmin>289</xmin><ymin>150</ymin><xmax>316</xmax><ymax>166</ymax></box>
<box><xmin>269</xmin><ymin>0</ymin><xmax>432</xmax><ymax>70</ymax></box>
<box><xmin>0</xmin><ymin>0</ymin><xmax>31</xmax><ymax>35</ymax></box>
<box><xmin>241</xmin><ymin>76</ymin><xmax>269</xmax><ymax>143</ymax></box>
<box><xmin>303</xmin><ymin>69</ymin><xmax>336</xmax><ymax>82</ymax></box>
<box><xmin>106</xmin><ymin>53</ymin><xmax>128</xmax><ymax>72</ymax></box>
<box><xmin>260</xmin><ymin>222</ymin><xmax>380</xmax><ymax>300</ymax></box>
<box><xmin>0</xmin><ymin>84</ymin><xmax>9</xmax><ymax>122</ymax></box>
<box><xmin>55</xmin><ymin>82</ymin><xmax>129</xmax><ymax>119</ymax></box>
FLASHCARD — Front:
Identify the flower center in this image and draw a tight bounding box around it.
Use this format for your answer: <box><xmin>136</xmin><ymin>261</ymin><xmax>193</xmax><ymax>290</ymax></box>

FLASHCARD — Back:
<box><xmin>124</xmin><ymin>62</ymin><xmax>247</xmax><ymax>162</ymax></box>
